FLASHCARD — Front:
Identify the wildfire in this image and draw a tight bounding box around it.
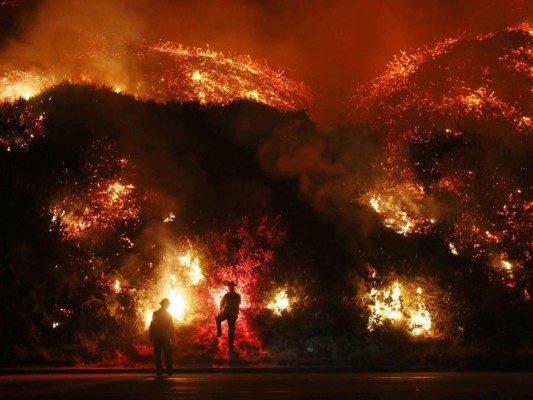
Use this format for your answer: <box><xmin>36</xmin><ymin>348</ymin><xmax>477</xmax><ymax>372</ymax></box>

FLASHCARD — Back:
<box><xmin>143</xmin><ymin>41</ymin><xmax>311</xmax><ymax>110</ymax></box>
<box><xmin>353</xmin><ymin>24</ymin><xmax>533</xmax><ymax>284</ymax></box>
<box><xmin>0</xmin><ymin>71</ymin><xmax>52</xmax><ymax>101</ymax></box>
<box><xmin>364</xmin><ymin>183</ymin><xmax>436</xmax><ymax>235</ymax></box>
<box><xmin>267</xmin><ymin>289</ymin><xmax>290</xmax><ymax>316</ymax></box>
<box><xmin>365</xmin><ymin>281</ymin><xmax>432</xmax><ymax>337</ymax></box>
<box><xmin>178</xmin><ymin>250</ymin><xmax>204</xmax><ymax>286</ymax></box>
<box><xmin>0</xmin><ymin>42</ymin><xmax>311</xmax><ymax>111</ymax></box>
<box><xmin>141</xmin><ymin>245</ymin><xmax>205</xmax><ymax>328</ymax></box>
<box><xmin>51</xmin><ymin>180</ymin><xmax>140</xmax><ymax>240</ymax></box>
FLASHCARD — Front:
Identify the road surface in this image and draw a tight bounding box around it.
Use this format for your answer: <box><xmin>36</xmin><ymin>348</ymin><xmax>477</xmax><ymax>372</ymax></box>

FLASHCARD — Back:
<box><xmin>1</xmin><ymin>372</ymin><xmax>532</xmax><ymax>399</ymax></box>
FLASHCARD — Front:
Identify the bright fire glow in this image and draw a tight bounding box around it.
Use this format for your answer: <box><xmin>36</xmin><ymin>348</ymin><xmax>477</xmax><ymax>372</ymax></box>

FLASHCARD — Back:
<box><xmin>0</xmin><ymin>71</ymin><xmax>52</xmax><ymax>101</ymax></box>
<box><xmin>364</xmin><ymin>183</ymin><xmax>436</xmax><ymax>236</ymax></box>
<box><xmin>449</xmin><ymin>243</ymin><xmax>459</xmax><ymax>255</ymax></box>
<box><xmin>366</xmin><ymin>281</ymin><xmax>432</xmax><ymax>336</ymax></box>
<box><xmin>0</xmin><ymin>42</ymin><xmax>311</xmax><ymax>111</ymax></box>
<box><xmin>166</xmin><ymin>275</ymin><xmax>187</xmax><ymax>321</ymax></box>
<box><xmin>148</xmin><ymin>41</ymin><xmax>312</xmax><ymax>110</ymax></box>
<box><xmin>163</xmin><ymin>212</ymin><xmax>175</xmax><ymax>223</ymax></box>
<box><xmin>141</xmin><ymin>246</ymin><xmax>205</xmax><ymax>329</ymax></box>
<box><xmin>501</xmin><ymin>260</ymin><xmax>513</xmax><ymax>270</ymax></box>
<box><xmin>267</xmin><ymin>289</ymin><xmax>290</xmax><ymax>316</ymax></box>
<box><xmin>178</xmin><ymin>250</ymin><xmax>204</xmax><ymax>285</ymax></box>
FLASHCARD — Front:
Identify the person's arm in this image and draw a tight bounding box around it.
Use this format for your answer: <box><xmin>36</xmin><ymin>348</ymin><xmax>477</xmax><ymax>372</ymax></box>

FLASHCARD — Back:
<box><xmin>220</xmin><ymin>294</ymin><xmax>227</xmax><ymax>310</ymax></box>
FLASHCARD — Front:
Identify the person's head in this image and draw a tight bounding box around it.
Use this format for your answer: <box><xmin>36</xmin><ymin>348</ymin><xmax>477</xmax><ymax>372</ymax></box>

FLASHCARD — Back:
<box><xmin>160</xmin><ymin>298</ymin><xmax>171</xmax><ymax>310</ymax></box>
<box><xmin>227</xmin><ymin>281</ymin><xmax>236</xmax><ymax>291</ymax></box>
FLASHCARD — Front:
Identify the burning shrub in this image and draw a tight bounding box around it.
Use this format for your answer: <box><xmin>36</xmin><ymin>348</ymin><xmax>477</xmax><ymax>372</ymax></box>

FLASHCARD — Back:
<box><xmin>357</xmin><ymin>265</ymin><xmax>458</xmax><ymax>339</ymax></box>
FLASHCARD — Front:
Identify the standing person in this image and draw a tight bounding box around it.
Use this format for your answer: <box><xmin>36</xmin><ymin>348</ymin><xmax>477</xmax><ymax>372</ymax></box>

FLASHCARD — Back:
<box><xmin>149</xmin><ymin>298</ymin><xmax>175</xmax><ymax>375</ymax></box>
<box><xmin>215</xmin><ymin>281</ymin><xmax>241</xmax><ymax>349</ymax></box>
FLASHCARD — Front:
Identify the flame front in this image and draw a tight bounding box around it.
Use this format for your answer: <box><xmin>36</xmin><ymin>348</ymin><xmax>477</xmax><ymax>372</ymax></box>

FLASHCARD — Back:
<box><xmin>0</xmin><ymin>41</ymin><xmax>311</xmax><ymax>112</ymax></box>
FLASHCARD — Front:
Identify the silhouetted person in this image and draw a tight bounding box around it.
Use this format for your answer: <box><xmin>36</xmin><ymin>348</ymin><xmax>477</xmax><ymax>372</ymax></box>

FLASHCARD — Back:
<box><xmin>149</xmin><ymin>298</ymin><xmax>175</xmax><ymax>375</ymax></box>
<box><xmin>215</xmin><ymin>281</ymin><xmax>241</xmax><ymax>349</ymax></box>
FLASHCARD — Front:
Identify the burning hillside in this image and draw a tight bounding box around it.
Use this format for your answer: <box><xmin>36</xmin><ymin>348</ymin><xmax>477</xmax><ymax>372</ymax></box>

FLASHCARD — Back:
<box><xmin>0</xmin><ymin>39</ymin><xmax>311</xmax><ymax>112</ymax></box>
<box><xmin>353</xmin><ymin>25</ymin><xmax>532</xmax><ymax>288</ymax></box>
<box><xmin>0</xmin><ymin>14</ymin><xmax>532</xmax><ymax>368</ymax></box>
<box><xmin>0</xmin><ymin>84</ymin><xmax>323</xmax><ymax>366</ymax></box>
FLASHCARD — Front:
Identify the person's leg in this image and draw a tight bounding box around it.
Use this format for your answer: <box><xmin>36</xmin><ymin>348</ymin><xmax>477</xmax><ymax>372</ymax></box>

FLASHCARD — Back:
<box><xmin>215</xmin><ymin>313</ymin><xmax>225</xmax><ymax>337</ymax></box>
<box><xmin>153</xmin><ymin>342</ymin><xmax>163</xmax><ymax>374</ymax></box>
<box><xmin>227</xmin><ymin>317</ymin><xmax>237</xmax><ymax>348</ymax></box>
<box><xmin>163</xmin><ymin>341</ymin><xmax>173</xmax><ymax>375</ymax></box>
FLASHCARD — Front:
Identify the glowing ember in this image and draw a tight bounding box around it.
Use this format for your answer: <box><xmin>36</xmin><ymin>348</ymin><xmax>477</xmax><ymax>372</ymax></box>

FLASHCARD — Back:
<box><xmin>114</xmin><ymin>279</ymin><xmax>121</xmax><ymax>293</ymax></box>
<box><xmin>501</xmin><ymin>260</ymin><xmax>513</xmax><ymax>271</ymax></box>
<box><xmin>163</xmin><ymin>212</ymin><xmax>175</xmax><ymax>223</ymax></box>
<box><xmin>449</xmin><ymin>243</ymin><xmax>459</xmax><ymax>255</ymax></box>
<box><xmin>144</xmin><ymin>42</ymin><xmax>312</xmax><ymax>110</ymax></box>
<box><xmin>0</xmin><ymin>100</ymin><xmax>46</xmax><ymax>150</ymax></box>
<box><xmin>267</xmin><ymin>289</ymin><xmax>290</xmax><ymax>316</ymax></box>
<box><xmin>51</xmin><ymin>180</ymin><xmax>140</xmax><ymax>240</ymax></box>
<box><xmin>364</xmin><ymin>183</ymin><xmax>436</xmax><ymax>235</ymax></box>
<box><xmin>0</xmin><ymin>71</ymin><xmax>53</xmax><ymax>101</ymax></box>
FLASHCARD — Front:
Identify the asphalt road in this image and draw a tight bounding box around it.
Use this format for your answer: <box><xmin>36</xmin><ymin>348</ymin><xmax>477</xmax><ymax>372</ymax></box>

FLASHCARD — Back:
<box><xmin>1</xmin><ymin>372</ymin><xmax>532</xmax><ymax>399</ymax></box>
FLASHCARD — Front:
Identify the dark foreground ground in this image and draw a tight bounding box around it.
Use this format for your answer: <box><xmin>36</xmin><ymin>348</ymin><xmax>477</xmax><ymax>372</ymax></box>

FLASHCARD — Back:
<box><xmin>1</xmin><ymin>372</ymin><xmax>533</xmax><ymax>399</ymax></box>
